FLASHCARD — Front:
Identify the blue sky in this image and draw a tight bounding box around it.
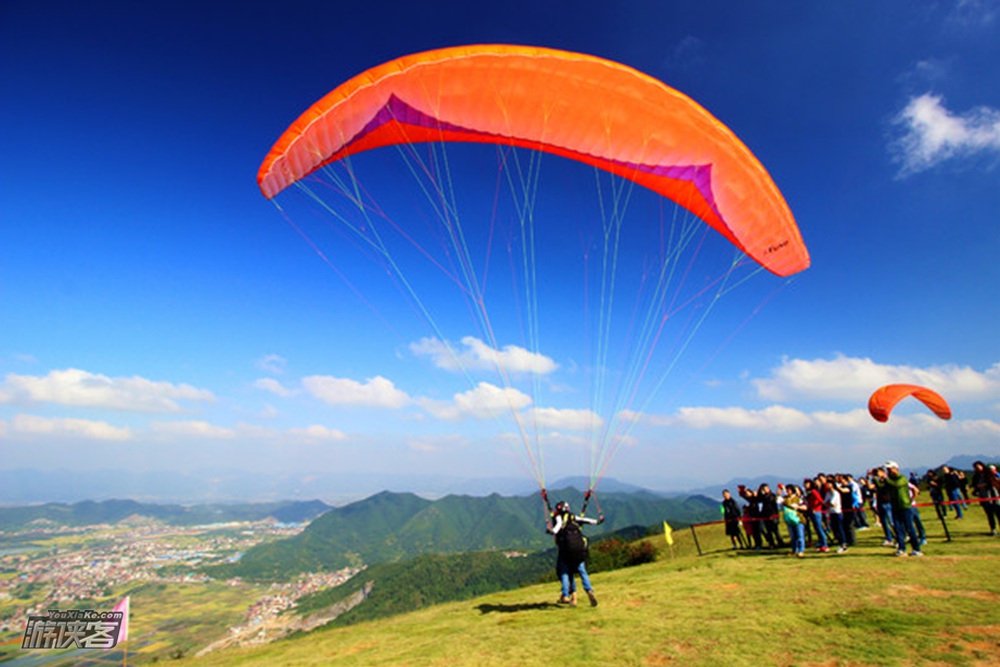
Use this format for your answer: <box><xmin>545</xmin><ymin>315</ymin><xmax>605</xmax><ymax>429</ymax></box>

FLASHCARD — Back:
<box><xmin>2</xmin><ymin>1</ymin><xmax>999</xmax><ymax>497</ymax></box>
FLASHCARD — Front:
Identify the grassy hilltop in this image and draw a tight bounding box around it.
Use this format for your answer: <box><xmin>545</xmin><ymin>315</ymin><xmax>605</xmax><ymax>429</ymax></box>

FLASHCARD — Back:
<box><xmin>170</xmin><ymin>512</ymin><xmax>1000</xmax><ymax>667</ymax></box>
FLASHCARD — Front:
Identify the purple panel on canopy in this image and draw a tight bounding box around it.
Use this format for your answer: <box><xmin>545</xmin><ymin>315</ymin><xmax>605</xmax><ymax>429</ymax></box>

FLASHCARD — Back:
<box><xmin>349</xmin><ymin>95</ymin><xmax>722</xmax><ymax>224</ymax></box>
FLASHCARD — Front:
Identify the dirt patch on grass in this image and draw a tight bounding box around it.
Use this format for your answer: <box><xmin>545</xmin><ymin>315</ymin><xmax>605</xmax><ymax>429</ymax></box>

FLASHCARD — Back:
<box><xmin>644</xmin><ymin>642</ymin><xmax>695</xmax><ymax>666</ymax></box>
<box><xmin>644</xmin><ymin>651</ymin><xmax>674</xmax><ymax>666</ymax></box>
<box><xmin>888</xmin><ymin>584</ymin><xmax>1000</xmax><ymax>601</ymax></box>
<box><xmin>342</xmin><ymin>640</ymin><xmax>378</xmax><ymax>655</ymax></box>
<box><xmin>932</xmin><ymin>624</ymin><xmax>1000</xmax><ymax>666</ymax></box>
<box><xmin>711</xmin><ymin>582</ymin><xmax>741</xmax><ymax>591</ymax></box>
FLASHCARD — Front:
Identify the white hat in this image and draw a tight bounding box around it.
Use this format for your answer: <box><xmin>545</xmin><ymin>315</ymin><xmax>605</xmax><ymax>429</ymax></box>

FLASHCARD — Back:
<box><xmin>884</xmin><ymin>460</ymin><xmax>899</xmax><ymax>469</ymax></box>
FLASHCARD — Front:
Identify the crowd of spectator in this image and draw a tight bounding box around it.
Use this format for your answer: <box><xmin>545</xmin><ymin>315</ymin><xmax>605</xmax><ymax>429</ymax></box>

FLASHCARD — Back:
<box><xmin>720</xmin><ymin>460</ymin><xmax>1000</xmax><ymax>558</ymax></box>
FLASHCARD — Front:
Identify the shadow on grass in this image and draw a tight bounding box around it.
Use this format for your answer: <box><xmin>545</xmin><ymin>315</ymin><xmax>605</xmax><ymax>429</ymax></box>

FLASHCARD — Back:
<box><xmin>475</xmin><ymin>602</ymin><xmax>558</xmax><ymax>614</ymax></box>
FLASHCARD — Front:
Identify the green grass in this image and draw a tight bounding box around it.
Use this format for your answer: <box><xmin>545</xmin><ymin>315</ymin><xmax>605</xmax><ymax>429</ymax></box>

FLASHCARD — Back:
<box><xmin>163</xmin><ymin>509</ymin><xmax>1000</xmax><ymax>667</ymax></box>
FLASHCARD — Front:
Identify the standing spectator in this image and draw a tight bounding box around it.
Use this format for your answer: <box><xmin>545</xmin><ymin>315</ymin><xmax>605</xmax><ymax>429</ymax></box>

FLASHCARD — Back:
<box><xmin>757</xmin><ymin>483</ymin><xmax>784</xmax><ymax>549</ymax></box>
<box><xmin>834</xmin><ymin>475</ymin><xmax>856</xmax><ymax>547</ymax></box>
<box><xmin>971</xmin><ymin>461</ymin><xmax>1000</xmax><ymax>537</ymax></box>
<box><xmin>848</xmin><ymin>474</ymin><xmax>869</xmax><ymax>529</ymax></box>
<box><xmin>926</xmin><ymin>470</ymin><xmax>947</xmax><ymax>522</ymax></box>
<box><xmin>824</xmin><ymin>477</ymin><xmax>848</xmax><ymax>553</ymax></box>
<box><xmin>803</xmin><ymin>478</ymin><xmax>829</xmax><ymax>552</ymax></box>
<box><xmin>738</xmin><ymin>486</ymin><xmax>763</xmax><ymax>551</ymax></box>
<box><xmin>876</xmin><ymin>461</ymin><xmax>923</xmax><ymax>557</ymax></box>
<box><xmin>908</xmin><ymin>476</ymin><xmax>926</xmax><ymax>545</ymax></box>
<box><xmin>957</xmin><ymin>469</ymin><xmax>971</xmax><ymax>503</ymax></box>
<box><xmin>870</xmin><ymin>471</ymin><xmax>896</xmax><ymax>547</ymax></box>
<box><xmin>741</xmin><ymin>504</ymin><xmax>756</xmax><ymax>550</ymax></box>
<box><xmin>782</xmin><ymin>484</ymin><xmax>807</xmax><ymax>558</ymax></box>
<box><xmin>721</xmin><ymin>490</ymin><xmax>747</xmax><ymax>550</ymax></box>
<box><xmin>942</xmin><ymin>466</ymin><xmax>965</xmax><ymax>518</ymax></box>
<box><xmin>815</xmin><ymin>474</ymin><xmax>832</xmax><ymax>534</ymax></box>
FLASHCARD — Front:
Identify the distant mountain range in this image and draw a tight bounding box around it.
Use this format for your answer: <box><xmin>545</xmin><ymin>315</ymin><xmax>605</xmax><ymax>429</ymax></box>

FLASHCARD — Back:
<box><xmin>2</xmin><ymin>454</ymin><xmax>993</xmax><ymax>506</ymax></box>
<box><xmin>0</xmin><ymin>468</ymin><xmax>670</xmax><ymax>505</ymax></box>
<box><xmin>0</xmin><ymin>468</ymin><xmax>543</xmax><ymax>504</ymax></box>
<box><xmin>0</xmin><ymin>498</ymin><xmax>330</xmax><ymax>531</ymax></box>
<box><xmin>207</xmin><ymin>487</ymin><xmax>718</xmax><ymax>580</ymax></box>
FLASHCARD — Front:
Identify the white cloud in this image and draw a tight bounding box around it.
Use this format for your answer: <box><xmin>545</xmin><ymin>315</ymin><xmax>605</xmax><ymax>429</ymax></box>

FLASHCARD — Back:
<box><xmin>254</xmin><ymin>378</ymin><xmax>294</xmax><ymax>397</ymax></box>
<box><xmin>406</xmin><ymin>434</ymin><xmax>468</xmax><ymax>453</ymax></box>
<box><xmin>420</xmin><ymin>382</ymin><xmax>533</xmax><ymax>420</ymax></box>
<box><xmin>537</xmin><ymin>431</ymin><xmax>591</xmax><ymax>448</ymax></box>
<box><xmin>149</xmin><ymin>420</ymin><xmax>236</xmax><ymax>439</ymax></box>
<box><xmin>302</xmin><ymin>375</ymin><xmax>411</xmax><ymax>409</ymax></box>
<box><xmin>10</xmin><ymin>414</ymin><xmax>132</xmax><ymax>441</ymax></box>
<box><xmin>892</xmin><ymin>93</ymin><xmax>1000</xmax><ymax>175</ymax></box>
<box><xmin>636</xmin><ymin>403</ymin><xmax>1000</xmax><ymax>442</ymax></box>
<box><xmin>910</xmin><ymin>58</ymin><xmax>953</xmax><ymax>83</ymax></box>
<box><xmin>235</xmin><ymin>423</ymin><xmax>280</xmax><ymax>439</ymax></box>
<box><xmin>529</xmin><ymin>407</ymin><xmax>603</xmax><ymax>431</ymax></box>
<box><xmin>753</xmin><ymin>356</ymin><xmax>1000</xmax><ymax>402</ymax></box>
<box><xmin>256</xmin><ymin>354</ymin><xmax>287</xmax><ymax>375</ymax></box>
<box><xmin>657</xmin><ymin>405</ymin><xmax>815</xmax><ymax>431</ymax></box>
<box><xmin>287</xmin><ymin>425</ymin><xmax>347</xmax><ymax>441</ymax></box>
<box><xmin>410</xmin><ymin>336</ymin><xmax>557</xmax><ymax>375</ymax></box>
<box><xmin>0</xmin><ymin>368</ymin><xmax>214</xmax><ymax>413</ymax></box>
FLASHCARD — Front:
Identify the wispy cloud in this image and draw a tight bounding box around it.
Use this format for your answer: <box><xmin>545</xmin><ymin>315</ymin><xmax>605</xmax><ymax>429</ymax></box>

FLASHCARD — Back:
<box><xmin>406</xmin><ymin>434</ymin><xmax>467</xmax><ymax>453</ymax></box>
<box><xmin>949</xmin><ymin>0</ymin><xmax>999</xmax><ymax>26</ymax></box>
<box><xmin>0</xmin><ymin>369</ymin><xmax>214</xmax><ymax>413</ymax></box>
<box><xmin>9</xmin><ymin>414</ymin><xmax>132</xmax><ymax>440</ymax></box>
<box><xmin>149</xmin><ymin>420</ymin><xmax>236</xmax><ymax>439</ymax></box>
<box><xmin>287</xmin><ymin>425</ymin><xmax>347</xmax><ymax>441</ymax></box>
<box><xmin>410</xmin><ymin>336</ymin><xmax>557</xmax><ymax>375</ymax></box>
<box><xmin>256</xmin><ymin>354</ymin><xmax>287</xmax><ymax>375</ymax></box>
<box><xmin>302</xmin><ymin>375</ymin><xmax>411</xmax><ymax>409</ymax></box>
<box><xmin>752</xmin><ymin>356</ymin><xmax>1000</xmax><ymax>402</ymax></box>
<box><xmin>891</xmin><ymin>93</ymin><xmax>1000</xmax><ymax>175</ymax></box>
<box><xmin>662</xmin><ymin>35</ymin><xmax>706</xmax><ymax>70</ymax></box>
<box><xmin>253</xmin><ymin>378</ymin><xmax>294</xmax><ymax>397</ymax></box>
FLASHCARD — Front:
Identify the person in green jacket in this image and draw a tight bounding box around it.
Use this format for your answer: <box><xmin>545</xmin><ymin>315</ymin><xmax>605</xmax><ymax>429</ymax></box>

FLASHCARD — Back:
<box><xmin>875</xmin><ymin>461</ymin><xmax>923</xmax><ymax>557</ymax></box>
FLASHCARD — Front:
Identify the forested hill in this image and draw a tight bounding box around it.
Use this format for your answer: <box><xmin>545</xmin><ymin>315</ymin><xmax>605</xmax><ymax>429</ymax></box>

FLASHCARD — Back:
<box><xmin>209</xmin><ymin>488</ymin><xmax>718</xmax><ymax>580</ymax></box>
<box><xmin>0</xmin><ymin>499</ymin><xmax>330</xmax><ymax>530</ymax></box>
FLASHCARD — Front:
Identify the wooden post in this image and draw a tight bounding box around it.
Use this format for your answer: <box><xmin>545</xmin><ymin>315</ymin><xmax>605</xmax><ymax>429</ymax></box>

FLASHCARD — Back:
<box><xmin>690</xmin><ymin>524</ymin><xmax>702</xmax><ymax>556</ymax></box>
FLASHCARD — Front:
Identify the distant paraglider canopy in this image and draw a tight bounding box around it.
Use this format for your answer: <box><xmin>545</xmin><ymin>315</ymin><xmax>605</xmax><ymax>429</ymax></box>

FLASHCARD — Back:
<box><xmin>868</xmin><ymin>384</ymin><xmax>952</xmax><ymax>423</ymax></box>
<box><xmin>258</xmin><ymin>44</ymin><xmax>810</xmax><ymax>494</ymax></box>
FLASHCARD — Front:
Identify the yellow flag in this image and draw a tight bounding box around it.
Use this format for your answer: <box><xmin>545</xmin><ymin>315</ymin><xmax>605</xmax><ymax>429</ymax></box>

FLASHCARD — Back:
<box><xmin>663</xmin><ymin>521</ymin><xmax>674</xmax><ymax>546</ymax></box>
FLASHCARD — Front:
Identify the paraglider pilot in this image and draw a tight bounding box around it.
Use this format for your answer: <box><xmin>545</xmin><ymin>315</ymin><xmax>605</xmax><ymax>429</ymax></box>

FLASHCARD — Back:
<box><xmin>543</xmin><ymin>490</ymin><xmax>603</xmax><ymax>606</ymax></box>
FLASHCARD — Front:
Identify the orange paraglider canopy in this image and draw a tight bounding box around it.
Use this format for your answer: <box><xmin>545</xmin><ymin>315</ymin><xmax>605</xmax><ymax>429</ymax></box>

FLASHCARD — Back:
<box><xmin>868</xmin><ymin>384</ymin><xmax>952</xmax><ymax>423</ymax></box>
<box><xmin>257</xmin><ymin>44</ymin><xmax>809</xmax><ymax>278</ymax></box>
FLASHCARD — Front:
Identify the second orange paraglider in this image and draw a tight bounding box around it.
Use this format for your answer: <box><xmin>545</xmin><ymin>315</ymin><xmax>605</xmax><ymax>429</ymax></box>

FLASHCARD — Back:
<box><xmin>868</xmin><ymin>384</ymin><xmax>952</xmax><ymax>422</ymax></box>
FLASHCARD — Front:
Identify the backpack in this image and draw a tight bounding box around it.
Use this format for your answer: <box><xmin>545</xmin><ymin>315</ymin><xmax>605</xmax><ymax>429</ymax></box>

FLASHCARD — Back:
<box><xmin>557</xmin><ymin>516</ymin><xmax>589</xmax><ymax>566</ymax></box>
